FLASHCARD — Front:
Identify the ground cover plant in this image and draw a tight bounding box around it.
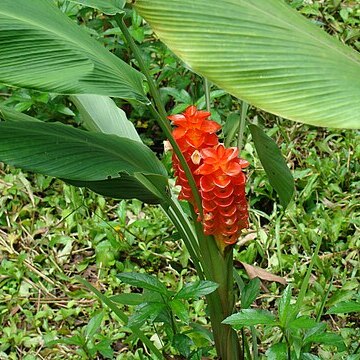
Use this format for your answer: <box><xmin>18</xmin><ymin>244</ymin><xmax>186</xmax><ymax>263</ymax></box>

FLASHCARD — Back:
<box><xmin>0</xmin><ymin>0</ymin><xmax>359</xmax><ymax>359</ymax></box>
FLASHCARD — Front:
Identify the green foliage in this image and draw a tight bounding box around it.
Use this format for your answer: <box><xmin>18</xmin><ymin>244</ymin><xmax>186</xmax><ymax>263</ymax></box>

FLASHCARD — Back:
<box><xmin>134</xmin><ymin>0</ymin><xmax>360</xmax><ymax>128</ymax></box>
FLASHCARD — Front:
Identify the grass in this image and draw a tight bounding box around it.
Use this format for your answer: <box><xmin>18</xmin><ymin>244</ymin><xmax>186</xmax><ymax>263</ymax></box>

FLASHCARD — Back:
<box><xmin>1</xmin><ymin>0</ymin><xmax>360</xmax><ymax>359</ymax></box>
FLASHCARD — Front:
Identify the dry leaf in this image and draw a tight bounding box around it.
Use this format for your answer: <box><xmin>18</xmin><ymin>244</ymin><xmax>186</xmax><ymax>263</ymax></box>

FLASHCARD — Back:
<box><xmin>240</xmin><ymin>261</ymin><xmax>287</xmax><ymax>285</ymax></box>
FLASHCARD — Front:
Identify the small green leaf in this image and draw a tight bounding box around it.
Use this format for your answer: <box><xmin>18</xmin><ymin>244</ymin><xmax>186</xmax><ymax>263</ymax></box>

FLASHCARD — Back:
<box><xmin>241</xmin><ymin>278</ymin><xmax>260</xmax><ymax>309</ymax></box>
<box><xmin>170</xmin><ymin>299</ymin><xmax>189</xmax><ymax>323</ymax></box>
<box><xmin>249</xmin><ymin>123</ymin><xmax>294</xmax><ymax>208</ymax></box>
<box><xmin>128</xmin><ymin>302</ymin><xmax>166</xmax><ymax>327</ymax></box>
<box><xmin>326</xmin><ymin>301</ymin><xmax>360</xmax><ymax>315</ymax></box>
<box><xmin>222</xmin><ymin>309</ymin><xmax>277</xmax><ymax>328</ymax></box>
<box><xmin>85</xmin><ymin>311</ymin><xmax>104</xmax><ymax>341</ymax></box>
<box><xmin>278</xmin><ymin>285</ymin><xmax>296</xmax><ymax>327</ymax></box>
<box><xmin>117</xmin><ymin>272</ymin><xmax>170</xmax><ymax>296</ymax></box>
<box><xmin>265</xmin><ymin>342</ymin><xmax>287</xmax><ymax>360</ymax></box>
<box><xmin>175</xmin><ymin>281</ymin><xmax>219</xmax><ymax>300</ymax></box>
<box><xmin>68</xmin><ymin>0</ymin><xmax>125</xmax><ymax>15</ymax></box>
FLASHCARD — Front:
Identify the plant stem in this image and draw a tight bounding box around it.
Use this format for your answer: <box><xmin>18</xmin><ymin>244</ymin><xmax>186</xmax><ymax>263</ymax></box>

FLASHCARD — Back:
<box><xmin>204</xmin><ymin>77</ymin><xmax>211</xmax><ymax>112</ymax></box>
<box><xmin>237</xmin><ymin>101</ymin><xmax>248</xmax><ymax>152</ymax></box>
<box><xmin>115</xmin><ymin>15</ymin><xmax>203</xmax><ymax>217</ymax></box>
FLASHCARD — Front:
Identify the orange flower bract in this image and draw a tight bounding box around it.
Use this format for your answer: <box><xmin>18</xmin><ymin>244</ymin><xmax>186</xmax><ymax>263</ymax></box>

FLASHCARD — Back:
<box><xmin>168</xmin><ymin>106</ymin><xmax>249</xmax><ymax>245</ymax></box>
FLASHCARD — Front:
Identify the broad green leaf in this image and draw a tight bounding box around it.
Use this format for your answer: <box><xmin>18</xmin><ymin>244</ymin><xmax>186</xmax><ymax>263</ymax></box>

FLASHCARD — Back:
<box><xmin>85</xmin><ymin>311</ymin><xmax>104</xmax><ymax>340</ymax></box>
<box><xmin>249</xmin><ymin>124</ymin><xmax>294</xmax><ymax>208</ymax></box>
<box><xmin>241</xmin><ymin>277</ymin><xmax>260</xmax><ymax>309</ymax></box>
<box><xmin>0</xmin><ymin>105</ymin><xmax>40</xmax><ymax>122</ymax></box>
<box><xmin>68</xmin><ymin>0</ymin><xmax>125</xmax><ymax>15</ymax></box>
<box><xmin>222</xmin><ymin>309</ymin><xmax>277</xmax><ymax>328</ymax></box>
<box><xmin>128</xmin><ymin>302</ymin><xmax>166</xmax><ymax>327</ymax></box>
<box><xmin>175</xmin><ymin>281</ymin><xmax>219</xmax><ymax>300</ymax></box>
<box><xmin>0</xmin><ymin>0</ymin><xmax>146</xmax><ymax>101</ymax></box>
<box><xmin>265</xmin><ymin>342</ymin><xmax>287</xmax><ymax>360</ymax></box>
<box><xmin>117</xmin><ymin>272</ymin><xmax>170</xmax><ymax>296</ymax></box>
<box><xmin>134</xmin><ymin>0</ymin><xmax>360</xmax><ymax>128</ymax></box>
<box><xmin>326</xmin><ymin>301</ymin><xmax>360</xmax><ymax>315</ymax></box>
<box><xmin>0</xmin><ymin>121</ymin><xmax>166</xmax><ymax>181</ymax></box>
<box><xmin>70</xmin><ymin>95</ymin><xmax>142</xmax><ymax>142</ymax></box>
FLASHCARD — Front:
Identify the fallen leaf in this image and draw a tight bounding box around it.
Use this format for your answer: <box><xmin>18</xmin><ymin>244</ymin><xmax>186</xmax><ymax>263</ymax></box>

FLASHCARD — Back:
<box><xmin>239</xmin><ymin>262</ymin><xmax>287</xmax><ymax>285</ymax></box>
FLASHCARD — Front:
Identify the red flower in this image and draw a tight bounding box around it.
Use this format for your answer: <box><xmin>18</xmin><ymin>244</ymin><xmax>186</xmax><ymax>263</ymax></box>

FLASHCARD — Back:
<box><xmin>168</xmin><ymin>106</ymin><xmax>221</xmax><ymax>204</ymax></box>
<box><xmin>168</xmin><ymin>105</ymin><xmax>220</xmax><ymax>151</ymax></box>
<box><xmin>195</xmin><ymin>144</ymin><xmax>249</xmax><ymax>244</ymax></box>
<box><xmin>168</xmin><ymin>106</ymin><xmax>250</xmax><ymax>246</ymax></box>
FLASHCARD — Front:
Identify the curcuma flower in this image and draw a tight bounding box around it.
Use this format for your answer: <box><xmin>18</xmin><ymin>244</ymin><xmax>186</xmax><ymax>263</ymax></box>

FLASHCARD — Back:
<box><xmin>168</xmin><ymin>106</ymin><xmax>221</xmax><ymax>204</ymax></box>
<box><xmin>195</xmin><ymin>144</ymin><xmax>249</xmax><ymax>245</ymax></box>
<box><xmin>168</xmin><ymin>106</ymin><xmax>249</xmax><ymax>246</ymax></box>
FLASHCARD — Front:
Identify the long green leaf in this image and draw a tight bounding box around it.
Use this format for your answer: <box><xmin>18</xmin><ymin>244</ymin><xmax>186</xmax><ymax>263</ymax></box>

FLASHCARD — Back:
<box><xmin>0</xmin><ymin>121</ymin><xmax>166</xmax><ymax>181</ymax></box>
<box><xmin>70</xmin><ymin>95</ymin><xmax>142</xmax><ymax>142</ymax></box>
<box><xmin>64</xmin><ymin>174</ymin><xmax>168</xmax><ymax>204</ymax></box>
<box><xmin>0</xmin><ymin>0</ymin><xmax>146</xmax><ymax>101</ymax></box>
<box><xmin>134</xmin><ymin>0</ymin><xmax>360</xmax><ymax>128</ymax></box>
<box><xmin>249</xmin><ymin>124</ymin><xmax>294</xmax><ymax>208</ymax></box>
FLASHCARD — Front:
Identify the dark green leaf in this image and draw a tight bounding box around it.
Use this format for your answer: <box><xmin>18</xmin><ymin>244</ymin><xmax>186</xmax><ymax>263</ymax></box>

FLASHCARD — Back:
<box><xmin>175</xmin><ymin>281</ymin><xmax>219</xmax><ymax>300</ymax></box>
<box><xmin>65</xmin><ymin>173</ymin><xmax>168</xmax><ymax>205</ymax></box>
<box><xmin>326</xmin><ymin>301</ymin><xmax>360</xmax><ymax>315</ymax></box>
<box><xmin>0</xmin><ymin>122</ymin><xmax>167</xmax><ymax>181</ymax></box>
<box><xmin>117</xmin><ymin>272</ymin><xmax>170</xmax><ymax>296</ymax></box>
<box><xmin>265</xmin><ymin>342</ymin><xmax>287</xmax><ymax>360</ymax></box>
<box><xmin>222</xmin><ymin>309</ymin><xmax>277</xmax><ymax>328</ymax></box>
<box><xmin>249</xmin><ymin>123</ymin><xmax>294</xmax><ymax>208</ymax></box>
<box><xmin>128</xmin><ymin>302</ymin><xmax>166</xmax><ymax>327</ymax></box>
<box><xmin>172</xmin><ymin>333</ymin><xmax>194</xmax><ymax>358</ymax></box>
<box><xmin>241</xmin><ymin>278</ymin><xmax>260</xmax><ymax>309</ymax></box>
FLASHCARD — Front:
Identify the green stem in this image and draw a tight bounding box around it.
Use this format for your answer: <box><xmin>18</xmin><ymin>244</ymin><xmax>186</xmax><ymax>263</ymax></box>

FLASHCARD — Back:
<box><xmin>204</xmin><ymin>77</ymin><xmax>211</xmax><ymax>112</ymax></box>
<box><xmin>191</xmin><ymin>208</ymin><xmax>242</xmax><ymax>359</ymax></box>
<box><xmin>116</xmin><ymin>15</ymin><xmax>203</xmax><ymax>217</ymax></box>
<box><xmin>237</xmin><ymin>101</ymin><xmax>248</xmax><ymax>152</ymax></box>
